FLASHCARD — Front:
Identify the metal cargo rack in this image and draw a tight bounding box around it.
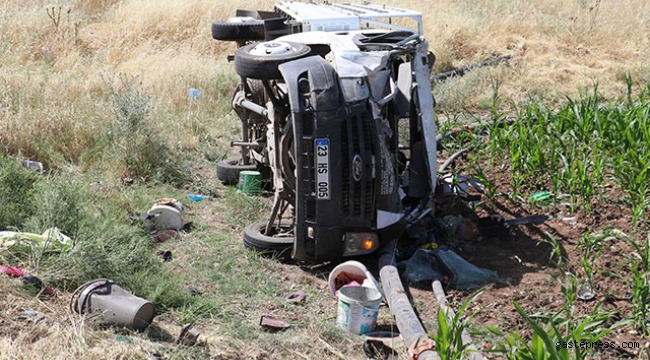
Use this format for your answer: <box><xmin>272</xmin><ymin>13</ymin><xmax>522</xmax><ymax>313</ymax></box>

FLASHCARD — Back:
<box><xmin>273</xmin><ymin>1</ymin><xmax>423</xmax><ymax>34</ymax></box>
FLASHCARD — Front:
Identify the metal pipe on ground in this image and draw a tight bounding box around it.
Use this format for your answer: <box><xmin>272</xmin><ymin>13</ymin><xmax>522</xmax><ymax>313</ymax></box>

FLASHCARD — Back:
<box><xmin>431</xmin><ymin>280</ymin><xmax>487</xmax><ymax>360</ymax></box>
<box><xmin>378</xmin><ymin>240</ymin><xmax>440</xmax><ymax>360</ymax></box>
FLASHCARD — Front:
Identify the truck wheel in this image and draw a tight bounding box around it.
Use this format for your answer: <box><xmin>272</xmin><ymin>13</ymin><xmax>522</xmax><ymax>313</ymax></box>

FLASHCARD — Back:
<box><xmin>243</xmin><ymin>220</ymin><xmax>294</xmax><ymax>259</ymax></box>
<box><xmin>234</xmin><ymin>41</ymin><xmax>311</xmax><ymax>80</ymax></box>
<box><xmin>211</xmin><ymin>19</ymin><xmax>265</xmax><ymax>42</ymax></box>
<box><xmin>216</xmin><ymin>158</ymin><xmax>257</xmax><ymax>185</ymax></box>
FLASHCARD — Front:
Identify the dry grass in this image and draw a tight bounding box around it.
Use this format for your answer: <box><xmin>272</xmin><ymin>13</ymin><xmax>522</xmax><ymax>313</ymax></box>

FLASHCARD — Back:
<box><xmin>0</xmin><ymin>276</ymin><xmax>143</xmax><ymax>360</ymax></box>
<box><xmin>419</xmin><ymin>0</ymin><xmax>650</xmax><ymax>108</ymax></box>
<box><xmin>2</xmin><ymin>0</ymin><xmax>648</xmax><ymax>110</ymax></box>
<box><xmin>1</xmin><ymin>0</ymin><xmax>648</xmax><ymax>125</ymax></box>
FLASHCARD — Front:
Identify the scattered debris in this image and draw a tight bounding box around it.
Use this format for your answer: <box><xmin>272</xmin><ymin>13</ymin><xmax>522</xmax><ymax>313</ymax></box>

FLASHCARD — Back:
<box><xmin>577</xmin><ymin>285</ymin><xmax>596</xmax><ymax>301</ymax></box>
<box><xmin>431</xmin><ymin>53</ymin><xmax>521</xmax><ymax>82</ymax></box>
<box><xmin>440</xmin><ymin>174</ymin><xmax>485</xmax><ymax>198</ymax></box>
<box><xmin>407</xmin><ymin>335</ymin><xmax>436</xmax><ymax>360</ymax></box>
<box><xmin>131</xmin><ymin>198</ymin><xmax>189</xmax><ymax>243</ymax></box>
<box><xmin>363</xmin><ymin>339</ymin><xmax>398</xmax><ymax>360</ymax></box>
<box><xmin>259</xmin><ymin>315</ymin><xmax>290</xmax><ymax>331</ymax></box>
<box><xmin>476</xmin><ymin>214</ymin><xmax>547</xmax><ymax>240</ymax></box>
<box><xmin>502</xmin><ymin>214</ymin><xmax>548</xmax><ymax>227</ymax></box>
<box><xmin>176</xmin><ymin>323</ymin><xmax>200</xmax><ymax>346</ymax></box>
<box><xmin>22</xmin><ymin>160</ymin><xmax>44</xmax><ymax>174</ymax></box>
<box><xmin>561</xmin><ymin>216</ymin><xmax>577</xmax><ymax>225</ymax></box>
<box><xmin>0</xmin><ymin>265</ymin><xmax>27</xmax><ymax>277</ymax></box>
<box><xmin>401</xmin><ymin>249</ymin><xmax>446</xmax><ymax>286</ymax></box>
<box><xmin>402</xmin><ymin>249</ymin><xmax>504</xmax><ymax>290</ymax></box>
<box><xmin>363</xmin><ymin>330</ymin><xmax>401</xmax><ymax>339</ymax></box>
<box><xmin>438</xmin><ymin>215</ymin><xmax>480</xmax><ymax>242</ymax></box>
<box><xmin>379</xmin><ymin>240</ymin><xmax>438</xmax><ymax>360</ymax></box>
<box><xmin>284</xmin><ymin>291</ymin><xmax>307</xmax><ymax>304</ymax></box>
<box><xmin>458</xmin><ymin>218</ymin><xmax>480</xmax><ymax>241</ymax></box>
<box><xmin>114</xmin><ymin>335</ymin><xmax>135</xmax><ymax>344</ymax></box>
<box><xmin>156</xmin><ymin>250</ymin><xmax>172</xmax><ymax>262</ymax></box>
<box><xmin>0</xmin><ymin>265</ymin><xmax>56</xmax><ymax>297</ymax></box>
<box><xmin>441</xmin><ymin>215</ymin><xmax>463</xmax><ymax>236</ymax></box>
<box><xmin>0</xmin><ymin>227</ymin><xmax>72</xmax><ymax>253</ymax></box>
<box><xmin>150</xmin><ymin>229</ymin><xmax>179</xmax><ymax>243</ymax></box>
<box><xmin>187</xmin><ymin>194</ymin><xmax>206</xmax><ymax>202</ymax></box>
<box><xmin>71</xmin><ymin>278</ymin><xmax>155</xmax><ymax>331</ymax></box>
<box><xmin>188</xmin><ymin>87</ymin><xmax>202</xmax><ymax>101</ymax></box>
<box><xmin>529</xmin><ymin>190</ymin><xmax>552</xmax><ymax>202</ymax></box>
<box><xmin>148</xmin><ymin>198</ymin><xmax>186</xmax><ymax>231</ymax></box>
<box><xmin>22</xmin><ymin>274</ymin><xmax>46</xmax><ymax>294</ymax></box>
<box><xmin>476</xmin><ymin>215</ymin><xmax>510</xmax><ymax>240</ymax></box>
<box><xmin>15</xmin><ymin>310</ymin><xmax>46</xmax><ymax>323</ymax></box>
<box><xmin>237</xmin><ymin>171</ymin><xmax>262</xmax><ymax>195</ymax></box>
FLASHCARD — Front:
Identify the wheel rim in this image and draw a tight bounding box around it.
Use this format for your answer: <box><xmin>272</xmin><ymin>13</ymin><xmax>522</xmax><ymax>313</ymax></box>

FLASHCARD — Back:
<box><xmin>226</xmin><ymin>16</ymin><xmax>259</xmax><ymax>24</ymax></box>
<box><xmin>262</xmin><ymin>221</ymin><xmax>294</xmax><ymax>238</ymax></box>
<box><xmin>249</xmin><ymin>41</ymin><xmax>296</xmax><ymax>56</ymax></box>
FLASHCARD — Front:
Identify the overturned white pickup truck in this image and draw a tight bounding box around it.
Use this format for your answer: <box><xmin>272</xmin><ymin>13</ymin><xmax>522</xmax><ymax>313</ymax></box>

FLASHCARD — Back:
<box><xmin>212</xmin><ymin>1</ymin><xmax>438</xmax><ymax>262</ymax></box>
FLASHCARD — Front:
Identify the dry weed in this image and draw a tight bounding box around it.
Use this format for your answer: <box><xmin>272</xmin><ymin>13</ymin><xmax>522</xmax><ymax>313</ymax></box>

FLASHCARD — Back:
<box><xmin>3</xmin><ymin>0</ymin><xmax>648</xmax><ymax>114</ymax></box>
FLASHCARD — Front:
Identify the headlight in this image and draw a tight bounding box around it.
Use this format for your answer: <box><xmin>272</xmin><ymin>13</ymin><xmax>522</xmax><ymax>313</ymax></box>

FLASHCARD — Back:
<box><xmin>343</xmin><ymin>232</ymin><xmax>379</xmax><ymax>256</ymax></box>
<box><xmin>339</xmin><ymin>77</ymin><xmax>370</xmax><ymax>103</ymax></box>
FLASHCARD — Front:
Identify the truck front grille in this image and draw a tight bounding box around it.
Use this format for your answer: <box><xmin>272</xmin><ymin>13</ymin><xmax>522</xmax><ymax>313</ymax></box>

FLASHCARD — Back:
<box><xmin>341</xmin><ymin>110</ymin><xmax>374</xmax><ymax>219</ymax></box>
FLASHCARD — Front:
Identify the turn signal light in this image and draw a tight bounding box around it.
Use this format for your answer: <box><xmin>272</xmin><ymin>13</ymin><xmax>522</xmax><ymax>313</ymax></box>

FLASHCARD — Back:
<box><xmin>343</xmin><ymin>232</ymin><xmax>379</xmax><ymax>256</ymax></box>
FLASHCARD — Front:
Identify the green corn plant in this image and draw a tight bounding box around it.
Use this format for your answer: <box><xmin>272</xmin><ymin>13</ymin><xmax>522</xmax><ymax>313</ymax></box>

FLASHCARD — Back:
<box><xmin>628</xmin><ymin>265</ymin><xmax>650</xmax><ymax>336</ymax></box>
<box><xmin>573</xmin><ymin>152</ymin><xmax>594</xmax><ymax>211</ymax></box>
<box><xmin>620</xmin><ymin>232</ymin><xmax>650</xmax><ymax>335</ymax></box>
<box><xmin>429</xmin><ymin>287</ymin><xmax>486</xmax><ymax>360</ymax></box>
<box><xmin>488</xmin><ymin>300</ymin><xmax>630</xmax><ymax>360</ymax></box>
<box><xmin>470</xmin><ymin>165</ymin><xmax>501</xmax><ymax>211</ymax></box>
<box><xmin>557</xmin><ymin>272</ymin><xmax>577</xmax><ymax>308</ymax></box>
<box><xmin>548</xmin><ymin>146</ymin><xmax>563</xmax><ymax>197</ymax></box>
<box><xmin>614</xmin><ymin>152</ymin><xmax>649</xmax><ymax>224</ymax></box>
<box><xmin>575</xmin><ymin>231</ymin><xmax>610</xmax><ymax>290</ymax></box>
<box><xmin>539</xmin><ymin>232</ymin><xmax>564</xmax><ymax>268</ymax></box>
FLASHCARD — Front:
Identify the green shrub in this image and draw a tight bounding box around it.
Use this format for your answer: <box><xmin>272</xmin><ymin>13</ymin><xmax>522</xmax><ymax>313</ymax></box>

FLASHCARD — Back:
<box><xmin>54</xmin><ymin>218</ymin><xmax>195</xmax><ymax>311</ymax></box>
<box><xmin>0</xmin><ymin>155</ymin><xmax>38</xmax><ymax>230</ymax></box>
<box><xmin>23</xmin><ymin>175</ymin><xmax>91</xmax><ymax>237</ymax></box>
<box><xmin>105</xmin><ymin>73</ymin><xmax>193</xmax><ymax>187</ymax></box>
<box><xmin>61</xmin><ymin>220</ymin><xmax>156</xmax><ymax>286</ymax></box>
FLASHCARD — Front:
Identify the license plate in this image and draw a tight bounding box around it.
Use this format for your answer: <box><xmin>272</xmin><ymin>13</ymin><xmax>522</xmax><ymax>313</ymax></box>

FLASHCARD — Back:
<box><xmin>315</xmin><ymin>138</ymin><xmax>330</xmax><ymax>200</ymax></box>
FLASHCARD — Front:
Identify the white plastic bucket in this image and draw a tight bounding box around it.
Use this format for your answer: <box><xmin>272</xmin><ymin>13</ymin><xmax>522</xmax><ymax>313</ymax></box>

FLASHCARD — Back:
<box><xmin>328</xmin><ymin>260</ymin><xmax>384</xmax><ymax>299</ymax></box>
<box><xmin>336</xmin><ymin>285</ymin><xmax>382</xmax><ymax>334</ymax></box>
<box><xmin>148</xmin><ymin>200</ymin><xmax>185</xmax><ymax>231</ymax></box>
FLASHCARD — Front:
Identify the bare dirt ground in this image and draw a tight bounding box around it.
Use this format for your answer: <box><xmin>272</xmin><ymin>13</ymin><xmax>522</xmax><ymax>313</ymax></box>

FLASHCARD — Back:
<box><xmin>405</xmin><ymin>158</ymin><xmax>650</xmax><ymax>358</ymax></box>
<box><xmin>202</xmin><ymin>152</ymin><xmax>649</xmax><ymax>359</ymax></box>
<box><xmin>260</xmin><ymin>152</ymin><xmax>649</xmax><ymax>358</ymax></box>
